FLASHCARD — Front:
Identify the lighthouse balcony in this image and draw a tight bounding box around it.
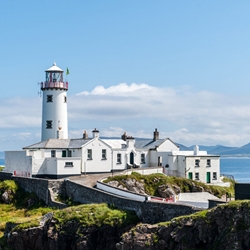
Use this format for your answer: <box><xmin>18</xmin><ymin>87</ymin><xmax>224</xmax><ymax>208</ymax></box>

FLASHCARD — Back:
<box><xmin>41</xmin><ymin>81</ymin><xmax>68</xmax><ymax>90</ymax></box>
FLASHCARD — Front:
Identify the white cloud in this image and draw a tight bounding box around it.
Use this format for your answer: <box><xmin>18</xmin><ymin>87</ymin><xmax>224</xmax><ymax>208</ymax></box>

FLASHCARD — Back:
<box><xmin>1</xmin><ymin>82</ymin><xmax>250</xmax><ymax>150</ymax></box>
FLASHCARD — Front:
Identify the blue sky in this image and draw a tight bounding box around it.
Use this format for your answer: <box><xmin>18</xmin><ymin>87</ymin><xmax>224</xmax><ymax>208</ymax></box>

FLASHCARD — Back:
<box><xmin>1</xmin><ymin>1</ymin><xmax>250</xmax><ymax>150</ymax></box>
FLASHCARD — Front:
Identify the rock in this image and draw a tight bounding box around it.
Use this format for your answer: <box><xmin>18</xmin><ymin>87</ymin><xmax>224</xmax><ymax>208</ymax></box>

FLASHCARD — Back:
<box><xmin>158</xmin><ymin>185</ymin><xmax>176</xmax><ymax>198</ymax></box>
<box><xmin>191</xmin><ymin>182</ymin><xmax>204</xmax><ymax>192</ymax></box>
<box><xmin>107</xmin><ymin>181</ymin><xmax>119</xmax><ymax>187</ymax></box>
<box><xmin>117</xmin><ymin>201</ymin><xmax>250</xmax><ymax>250</ymax></box>
<box><xmin>2</xmin><ymin>190</ymin><xmax>11</xmax><ymax>204</ymax></box>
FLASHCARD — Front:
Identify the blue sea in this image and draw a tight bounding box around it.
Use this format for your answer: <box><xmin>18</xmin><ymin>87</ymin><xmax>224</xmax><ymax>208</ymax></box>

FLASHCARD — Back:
<box><xmin>0</xmin><ymin>156</ymin><xmax>250</xmax><ymax>182</ymax></box>
<box><xmin>220</xmin><ymin>157</ymin><xmax>250</xmax><ymax>183</ymax></box>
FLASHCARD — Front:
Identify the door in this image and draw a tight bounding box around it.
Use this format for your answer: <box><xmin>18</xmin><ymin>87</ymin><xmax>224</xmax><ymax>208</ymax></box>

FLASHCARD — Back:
<box><xmin>206</xmin><ymin>172</ymin><xmax>211</xmax><ymax>183</ymax></box>
<box><xmin>188</xmin><ymin>172</ymin><xmax>193</xmax><ymax>180</ymax></box>
<box><xmin>130</xmin><ymin>152</ymin><xmax>134</xmax><ymax>165</ymax></box>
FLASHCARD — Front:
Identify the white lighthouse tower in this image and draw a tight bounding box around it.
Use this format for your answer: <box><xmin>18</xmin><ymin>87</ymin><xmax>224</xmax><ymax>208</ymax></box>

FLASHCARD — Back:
<box><xmin>41</xmin><ymin>63</ymin><xmax>68</xmax><ymax>141</ymax></box>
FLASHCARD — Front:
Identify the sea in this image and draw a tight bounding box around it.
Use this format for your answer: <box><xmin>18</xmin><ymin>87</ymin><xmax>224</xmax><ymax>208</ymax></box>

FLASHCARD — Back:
<box><xmin>0</xmin><ymin>156</ymin><xmax>250</xmax><ymax>182</ymax></box>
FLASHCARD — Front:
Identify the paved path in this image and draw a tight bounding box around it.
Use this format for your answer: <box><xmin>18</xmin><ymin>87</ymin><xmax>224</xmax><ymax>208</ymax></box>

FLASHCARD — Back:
<box><xmin>67</xmin><ymin>173</ymin><xmax>114</xmax><ymax>187</ymax></box>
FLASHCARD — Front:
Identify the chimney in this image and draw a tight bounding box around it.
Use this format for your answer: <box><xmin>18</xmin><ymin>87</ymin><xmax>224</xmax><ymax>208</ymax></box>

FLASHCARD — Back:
<box><xmin>121</xmin><ymin>132</ymin><xmax>127</xmax><ymax>141</ymax></box>
<box><xmin>83</xmin><ymin>130</ymin><xmax>88</xmax><ymax>139</ymax></box>
<box><xmin>153</xmin><ymin>128</ymin><xmax>159</xmax><ymax>141</ymax></box>
<box><xmin>92</xmin><ymin>128</ymin><xmax>99</xmax><ymax>138</ymax></box>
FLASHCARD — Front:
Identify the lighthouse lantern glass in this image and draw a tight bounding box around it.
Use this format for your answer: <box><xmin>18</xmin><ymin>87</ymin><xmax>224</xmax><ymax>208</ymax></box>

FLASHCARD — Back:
<box><xmin>46</xmin><ymin>72</ymin><xmax>63</xmax><ymax>83</ymax></box>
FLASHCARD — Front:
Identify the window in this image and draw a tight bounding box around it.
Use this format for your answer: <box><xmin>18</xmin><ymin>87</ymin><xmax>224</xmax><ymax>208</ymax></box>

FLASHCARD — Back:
<box><xmin>213</xmin><ymin>172</ymin><xmax>217</xmax><ymax>180</ymax></box>
<box><xmin>102</xmin><ymin>149</ymin><xmax>106</xmax><ymax>160</ymax></box>
<box><xmin>195</xmin><ymin>173</ymin><xmax>199</xmax><ymax>180</ymax></box>
<box><xmin>64</xmin><ymin>96</ymin><xmax>67</xmax><ymax>103</ymax></box>
<box><xmin>51</xmin><ymin>150</ymin><xmax>56</xmax><ymax>157</ymax></box>
<box><xmin>68</xmin><ymin>150</ymin><xmax>72</xmax><ymax>157</ymax></box>
<box><xmin>46</xmin><ymin>120</ymin><xmax>52</xmax><ymax>129</ymax></box>
<box><xmin>207</xmin><ymin>159</ymin><xmax>211</xmax><ymax>167</ymax></box>
<box><xmin>47</xmin><ymin>95</ymin><xmax>53</xmax><ymax>102</ymax></box>
<box><xmin>195</xmin><ymin>159</ymin><xmax>200</xmax><ymax>167</ymax></box>
<box><xmin>141</xmin><ymin>153</ymin><xmax>145</xmax><ymax>164</ymax></box>
<box><xmin>65</xmin><ymin>162</ymin><xmax>73</xmax><ymax>167</ymax></box>
<box><xmin>117</xmin><ymin>153</ymin><xmax>121</xmax><ymax>164</ymax></box>
<box><xmin>62</xmin><ymin>150</ymin><xmax>66</xmax><ymax>157</ymax></box>
<box><xmin>87</xmin><ymin>149</ymin><xmax>92</xmax><ymax>160</ymax></box>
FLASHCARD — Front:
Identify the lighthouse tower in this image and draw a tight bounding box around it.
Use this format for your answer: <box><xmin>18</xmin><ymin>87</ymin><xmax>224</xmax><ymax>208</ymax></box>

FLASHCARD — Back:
<box><xmin>41</xmin><ymin>63</ymin><xmax>68</xmax><ymax>141</ymax></box>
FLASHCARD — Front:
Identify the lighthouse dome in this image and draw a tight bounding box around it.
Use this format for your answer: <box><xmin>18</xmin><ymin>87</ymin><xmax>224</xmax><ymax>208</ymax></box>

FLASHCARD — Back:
<box><xmin>45</xmin><ymin>62</ymin><xmax>64</xmax><ymax>72</ymax></box>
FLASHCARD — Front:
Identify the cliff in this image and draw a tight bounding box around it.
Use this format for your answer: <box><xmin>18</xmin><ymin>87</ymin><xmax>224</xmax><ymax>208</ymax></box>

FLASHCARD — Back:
<box><xmin>6</xmin><ymin>201</ymin><xmax>250</xmax><ymax>250</ymax></box>
<box><xmin>116</xmin><ymin>200</ymin><xmax>250</xmax><ymax>250</ymax></box>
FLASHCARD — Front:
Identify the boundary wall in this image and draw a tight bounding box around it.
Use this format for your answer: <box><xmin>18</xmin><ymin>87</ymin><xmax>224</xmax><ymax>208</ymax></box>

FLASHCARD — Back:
<box><xmin>0</xmin><ymin>172</ymin><xmax>199</xmax><ymax>224</ymax></box>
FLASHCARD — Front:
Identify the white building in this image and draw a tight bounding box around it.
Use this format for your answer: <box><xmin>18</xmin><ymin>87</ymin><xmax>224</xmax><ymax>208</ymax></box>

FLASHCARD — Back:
<box><xmin>4</xmin><ymin>63</ymin><xmax>220</xmax><ymax>182</ymax></box>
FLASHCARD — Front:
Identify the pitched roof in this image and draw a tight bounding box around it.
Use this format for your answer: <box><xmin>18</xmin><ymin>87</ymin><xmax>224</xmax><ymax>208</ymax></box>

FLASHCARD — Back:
<box><xmin>134</xmin><ymin>138</ymin><xmax>166</xmax><ymax>149</ymax></box>
<box><xmin>23</xmin><ymin>138</ymin><xmax>91</xmax><ymax>149</ymax></box>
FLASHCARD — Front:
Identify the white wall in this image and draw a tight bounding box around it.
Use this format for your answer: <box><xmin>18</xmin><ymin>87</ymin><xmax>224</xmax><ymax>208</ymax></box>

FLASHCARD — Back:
<box><xmin>5</xmin><ymin>151</ymin><xmax>32</xmax><ymax>175</ymax></box>
<box><xmin>82</xmin><ymin>139</ymin><xmax>113</xmax><ymax>173</ymax></box>
<box><xmin>46</xmin><ymin>157</ymin><xmax>81</xmax><ymax>175</ymax></box>
<box><xmin>185</xmin><ymin>156</ymin><xmax>220</xmax><ymax>184</ymax></box>
<box><xmin>41</xmin><ymin>89</ymin><xmax>68</xmax><ymax>141</ymax></box>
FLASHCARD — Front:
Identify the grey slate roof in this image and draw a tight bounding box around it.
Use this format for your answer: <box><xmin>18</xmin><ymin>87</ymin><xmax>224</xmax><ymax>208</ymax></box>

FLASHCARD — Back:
<box><xmin>134</xmin><ymin>139</ymin><xmax>165</xmax><ymax>149</ymax></box>
<box><xmin>23</xmin><ymin>137</ymin><xmax>178</xmax><ymax>150</ymax></box>
<box><xmin>23</xmin><ymin>138</ymin><xmax>91</xmax><ymax>149</ymax></box>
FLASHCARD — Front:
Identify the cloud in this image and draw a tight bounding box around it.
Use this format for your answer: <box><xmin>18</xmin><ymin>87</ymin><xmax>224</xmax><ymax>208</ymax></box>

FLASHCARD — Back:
<box><xmin>1</xmin><ymin>82</ymin><xmax>250</xmax><ymax>150</ymax></box>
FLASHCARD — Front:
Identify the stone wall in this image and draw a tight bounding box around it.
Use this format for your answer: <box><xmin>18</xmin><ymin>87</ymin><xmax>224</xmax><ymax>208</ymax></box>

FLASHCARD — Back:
<box><xmin>64</xmin><ymin>180</ymin><xmax>198</xmax><ymax>224</ymax></box>
<box><xmin>0</xmin><ymin>173</ymin><xmax>198</xmax><ymax>224</ymax></box>
<box><xmin>0</xmin><ymin>172</ymin><xmax>66</xmax><ymax>208</ymax></box>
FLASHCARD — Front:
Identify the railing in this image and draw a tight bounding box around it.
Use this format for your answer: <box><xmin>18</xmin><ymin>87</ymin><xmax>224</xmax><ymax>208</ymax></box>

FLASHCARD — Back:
<box><xmin>40</xmin><ymin>81</ymin><xmax>68</xmax><ymax>90</ymax></box>
<box><xmin>220</xmin><ymin>173</ymin><xmax>235</xmax><ymax>181</ymax></box>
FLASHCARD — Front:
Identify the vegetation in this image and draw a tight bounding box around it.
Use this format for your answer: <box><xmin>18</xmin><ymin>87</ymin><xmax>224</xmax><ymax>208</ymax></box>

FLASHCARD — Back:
<box><xmin>0</xmin><ymin>180</ymin><xmax>53</xmax><ymax>249</ymax></box>
<box><xmin>0</xmin><ymin>180</ymin><xmax>139</xmax><ymax>249</ymax></box>
<box><xmin>104</xmin><ymin>172</ymin><xmax>235</xmax><ymax>198</ymax></box>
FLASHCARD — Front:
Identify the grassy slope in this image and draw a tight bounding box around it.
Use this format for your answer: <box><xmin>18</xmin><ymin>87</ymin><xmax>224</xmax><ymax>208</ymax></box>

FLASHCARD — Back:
<box><xmin>0</xmin><ymin>180</ymin><xmax>139</xmax><ymax>249</ymax></box>
<box><xmin>104</xmin><ymin>172</ymin><xmax>235</xmax><ymax>198</ymax></box>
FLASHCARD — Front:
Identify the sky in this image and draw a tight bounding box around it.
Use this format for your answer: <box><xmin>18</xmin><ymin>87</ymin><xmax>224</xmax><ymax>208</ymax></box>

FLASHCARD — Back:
<box><xmin>1</xmin><ymin>1</ymin><xmax>250</xmax><ymax>151</ymax></box>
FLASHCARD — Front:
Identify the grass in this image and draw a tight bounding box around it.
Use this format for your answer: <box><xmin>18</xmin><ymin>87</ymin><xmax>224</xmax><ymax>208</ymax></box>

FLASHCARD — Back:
<box><xmin>104</xmin><ymin>172</ymin><xmax>235</xmax><ymax>198</ymax></box>
<box><xmin>53</xmin><ymin>203</ymin><xmax>139</xmax><ymax>228</ymax></box>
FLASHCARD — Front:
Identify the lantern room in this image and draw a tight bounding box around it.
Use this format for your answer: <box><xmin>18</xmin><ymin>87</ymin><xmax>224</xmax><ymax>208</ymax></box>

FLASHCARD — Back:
<box><xmin>41</xmin><ymin>62</ymin><xmax>68</xmax><ymax>90</ymax></box>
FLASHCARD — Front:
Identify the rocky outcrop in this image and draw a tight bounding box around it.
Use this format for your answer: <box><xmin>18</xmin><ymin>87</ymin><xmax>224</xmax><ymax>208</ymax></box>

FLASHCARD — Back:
<box><xmin>7</xmin><ymin>201</ymin><xmax>250</xmax><ymax>250</ymax></box>
<box><xmin>157</xmin><ymin>184</ymin><xmax>176</xmax><ymax>198</ymax></box>
<box><xmin>6</xmin><ymin>217</ymin><xmax>134</xmax><ymax>250</ymax></box>
<box><xmin>106</xmin><ymin>178</ymin><xmax>147</xmax><ymax>195</ymax></box>
<box><xmin>116</xmin><ymin>201</ymin><xmax>250</xmax><ymax>250</ymax></box>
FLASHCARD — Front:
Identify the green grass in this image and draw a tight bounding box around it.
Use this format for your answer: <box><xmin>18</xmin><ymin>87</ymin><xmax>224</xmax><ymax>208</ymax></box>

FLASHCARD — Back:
<box><xmin>53</xmin><ymin>203</ymin><xmax>139</xmax><ymax>227</ymax></box>
<box><xmin>104</xmin><ymin>172</ymin><xmax>235</xmax><ymax>198</ymax></box>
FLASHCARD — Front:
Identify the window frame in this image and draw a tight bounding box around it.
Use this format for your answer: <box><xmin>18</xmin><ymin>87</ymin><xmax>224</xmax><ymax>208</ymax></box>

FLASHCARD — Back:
<box><xmin>87</xmin><ymin>149</ymin><xmax>92</xmax><ymax>160</ymax></box>
<box><xmin>102</xmin><ymin>149</ymin><xmax>106</xmax><ymax>160</ymax></box>
<box><xmin>47</xmin><ymin>95</ymin><xmax>53</xmax><ymax>102</ymax></box>
<box><xmin>65</xmin><ymin>162</ymin><xmax>73</xmax><ymax>167</ymax></box>
<box><xmin>46</xmin><ymin>120</ymin><xmax>52</xmax><ymax>129</ymax></box>
<box><xmin>51</xmin><ymin>150</ymin><xmax>56</xmax><ymax>157</ymax></box>
<box><xmin>141</xmin><ymin>153</ymin><xmax>146</xmax><ymax>164</ymax></box>
<box><xmin>195</xmin><ymin>172</ymin><xmax>199</xmax><ymax>180</ymax></box>
<box><xmin>213</xmin><ymin>172</ymin><xmax>217</xmax><ymax>180</ymax></box>
<box><xmin>207</xmin><ymin>159</ymin><xmax>211</xmax><ymax>167</ymax></box>
<box><xmin>195</xmin><ymin>159</ymin><xmax>200</xmax><ymax>167</ymax></box>
<box><xmin>117</xmin><ymin>153</ymin><xmax>121</xmax><ymax>164</ymax></box>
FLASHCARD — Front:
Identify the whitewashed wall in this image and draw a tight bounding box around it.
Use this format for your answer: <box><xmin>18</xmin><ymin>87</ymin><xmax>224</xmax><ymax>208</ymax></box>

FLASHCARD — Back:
<box><xmin>41</xmin><ymin>89</ymin><xmax>68</xmax><ymax>141</ymax></box>
<box><xmin>82</xmin><ymin>139</ymin><xmax>113</xmax><ymax>173</ymax></box>
<box><xmin>185</xmin><ymin>156</ymin><xmax>220</xmax><ymax>184</ymax></box>
<box><xmin>5</xmin><ymin>151</ymin><xmax>32</xmax><ymax>174</ymax></box>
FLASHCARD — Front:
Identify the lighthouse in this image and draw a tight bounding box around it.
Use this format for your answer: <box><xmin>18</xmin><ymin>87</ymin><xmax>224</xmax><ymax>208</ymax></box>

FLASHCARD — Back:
<box><xmin>41</xmin><ymin>63</ymin><xmax>68</xmax><ymax>141</ymax></box>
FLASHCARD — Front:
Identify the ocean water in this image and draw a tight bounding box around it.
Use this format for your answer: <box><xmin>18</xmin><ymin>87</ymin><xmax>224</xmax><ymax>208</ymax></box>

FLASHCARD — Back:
<box><xmin>0</xmin><ymin>157</ymin><xmax>249</xmax><ymax>182</ymax></box>
<box><xmin>220</xmin><ymin>157</ymin><xmax>250</xmax><ymax>183</ymax></box>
